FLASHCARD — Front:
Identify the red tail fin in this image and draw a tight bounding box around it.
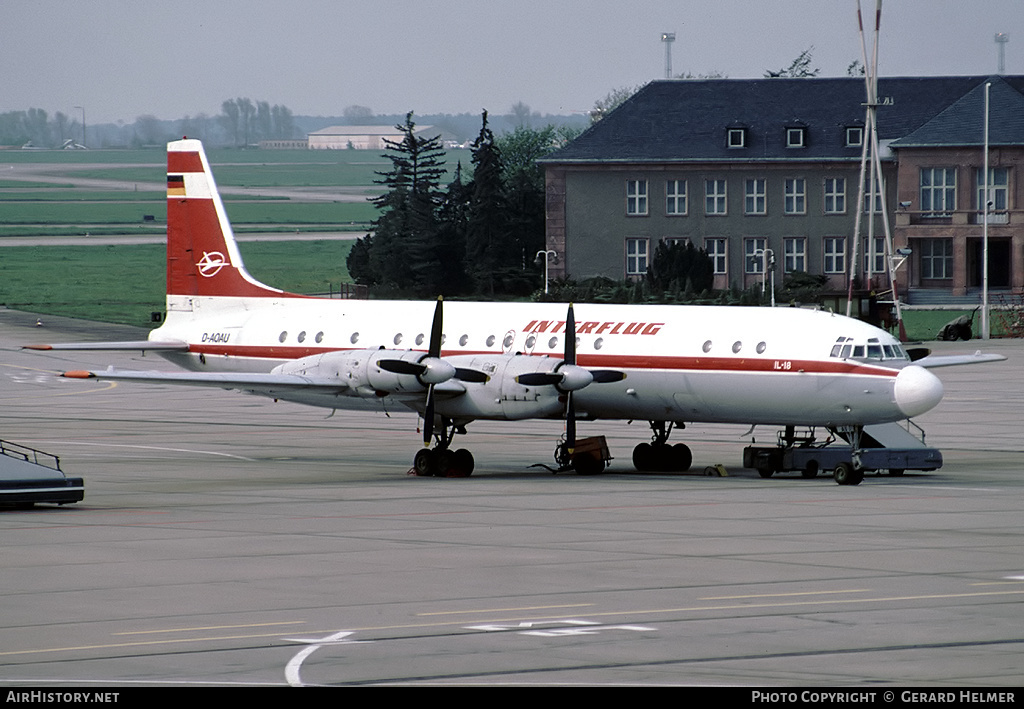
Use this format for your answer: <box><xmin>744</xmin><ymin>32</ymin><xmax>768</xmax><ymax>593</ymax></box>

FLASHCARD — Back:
<box><xmin>166</xmin><ymin>139</ymin><xmax>284</xmax><ymax>298</ymax></box>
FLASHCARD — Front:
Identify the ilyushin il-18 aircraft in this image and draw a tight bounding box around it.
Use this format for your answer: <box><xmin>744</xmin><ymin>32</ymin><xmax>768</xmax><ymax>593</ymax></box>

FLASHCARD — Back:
<box><xmin>28</xmin><ymin>139</ymin><xmax>1004</xmax><ymax>484</ymax></box>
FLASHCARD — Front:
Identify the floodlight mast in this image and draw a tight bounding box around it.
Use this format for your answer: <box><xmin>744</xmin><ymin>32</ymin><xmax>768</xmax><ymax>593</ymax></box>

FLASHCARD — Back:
<box><xmin>661</xmin><ymin>32</ymin><xmax>676</xmax><ymax>79</ymax></box>
<box><xmin>995</xmin><ymin>33</ymin><xmax>1008</xmax><ymax>74</ymax></box>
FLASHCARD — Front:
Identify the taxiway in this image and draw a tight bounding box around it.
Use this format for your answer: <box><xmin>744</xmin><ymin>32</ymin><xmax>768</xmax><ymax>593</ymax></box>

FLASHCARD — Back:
<box><xmin>1</xmin><ymin>308</ymin><xmax>1022</xmax><ymax>686</ymax></box>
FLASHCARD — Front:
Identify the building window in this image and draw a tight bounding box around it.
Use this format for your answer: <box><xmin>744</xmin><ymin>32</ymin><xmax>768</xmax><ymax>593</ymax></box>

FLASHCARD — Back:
<box><xmin>863</xmin><ymin>172</ymin><xmax>884</xmax><ymax>213</ymax></box>
<box><xmin>626</xmin><ymin>179</ymin><xmax>648</xmax><ymax>215</ymax></box>
<box><xmin>783</xmin><ymin>237</ymin><xmax>806</xmax><ymax>273</ymax></box>
<box><xmin>919</xmin><ymin>238</ymin><xmax>953</xmax><ymax>280</ymax></box>
<box><xmin>976</xmin><ymin>167</ymin><xmax>1009</xmax><ymax>212</ymax></box>
<box><xmin>845</xmin><ymin>126</ymin><xmax>864</xmax><ymax>147</ymax></box>
<box><xmin>705</xmin><ymin>238</ymin><xmax>727</xmax><ymax>275</ymax></box>
<box><xmin>625</xmin><ymin>237</ymin><xmax>650</xmax><ymax>276</ymax></box>
<box><xmin>705</xmin><ymin>179</ymin><xmax>727</xmax><ymax>215</ymax></box>
<box><xmin>920</xmin><ymin>168</ymin><xmax>956</xmax><ymax>215</ymax></box>
<box><xmin>786</xmin><ymin>127</ymin><xmax>806</xmax><ymax>148</ymax></box>
<box><xmin>744</xmin><ymin>178</ymin><xmax>766</xmax><ymax>215</ymax></box>
<box><xmin>727</xmin><ymin>128</ymin><xmax>746</xmax><ymax>148</ymax></box>
<box><xmin>823</xmin><ymin>237</ymin><xmax>846</xmax><ymax>274</ymax></box>
<box><xmin>745</xmin><ymin>237</ymin><xmax>767</xmax><ymax>274</ymax></box>
<box><xmin>784</xmin><ymin>178</ymin><xmax>806</xmax><ymax>214</ymax></box>
<box><xmin>824</xmin><ymin>177</ymin><xmax>846</xmax><ymax>214</ymax></box>
<box><xmin>665</xmin><ymin>179</ymin><xmax>687</xmax><ymax>215</ymax></box>
<box><xmin>862</xmin><ymin>236</ymin><xmax>886</xmax><ymax>275</ymax></box>
<box><xmin>663</xmin><ymin>237</ymin><xmax>690</xmax><ymax>247</ymax></box>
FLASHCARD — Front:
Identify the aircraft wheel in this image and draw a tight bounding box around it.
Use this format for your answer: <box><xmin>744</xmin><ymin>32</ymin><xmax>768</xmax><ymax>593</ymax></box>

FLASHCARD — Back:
<box><xmin>452</xmin><ymin>448</ymin><xmax>475</xmax><ymax>477</ymax></box>
<box><xmin>801</xmin><ymin>461</ymin><xmax>820</xmax><ymax>478</ymax></box>
<box><xmin>632</xmin><ymin>442</ymin><xmax>655</xmax><ymax>471</ymax></box>
<box><xmin>833</xmin><ymin>462</ymin><xmax>864</xmax><ymax>486</ymax></box>
<box><xmin>413</xmin><ymin>448</ymin><xmax>436</xmax><ymax>476</ymax></box>
<box><xmin>671</xmin><ymin>443</ymin><xmax>693</xmax><ymax>472</ymax></box>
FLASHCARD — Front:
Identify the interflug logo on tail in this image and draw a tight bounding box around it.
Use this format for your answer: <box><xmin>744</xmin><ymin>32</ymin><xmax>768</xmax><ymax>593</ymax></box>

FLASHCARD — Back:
<box><xmin>197</xmin><ymin>251</ymin><xmax>228</xmax><ymax>277</ymax></box>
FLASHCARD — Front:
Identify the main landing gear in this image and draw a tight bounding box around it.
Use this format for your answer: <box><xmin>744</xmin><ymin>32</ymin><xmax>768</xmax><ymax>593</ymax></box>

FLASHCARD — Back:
<box><xmin>412</xmin><ymin>416</ymin><xmax>475</xmax><ymax>477</ymax></box>
<box><xmin>632</xmin><ymin>421</ymin><xmax>693</xmax><ymax>472</ymax></box>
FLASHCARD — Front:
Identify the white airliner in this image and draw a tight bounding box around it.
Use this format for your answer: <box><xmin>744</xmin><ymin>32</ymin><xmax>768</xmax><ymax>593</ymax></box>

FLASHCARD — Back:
<box><xmin>29</xmin><ymin>139</ymin><xmax>1003</xmax><ymax>483</ymax></box>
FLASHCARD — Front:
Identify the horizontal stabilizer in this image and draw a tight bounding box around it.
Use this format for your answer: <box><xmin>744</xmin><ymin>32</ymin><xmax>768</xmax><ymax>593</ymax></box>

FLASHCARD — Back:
<box><xmin>25</xmin><ymin>341</ymin><xmax>188</xmax><ymax>352</ymax></box>
<box><xmin>914</xmin><ymin>351</ymin><xmax>1006</xmax><ymax>369</ymax></box>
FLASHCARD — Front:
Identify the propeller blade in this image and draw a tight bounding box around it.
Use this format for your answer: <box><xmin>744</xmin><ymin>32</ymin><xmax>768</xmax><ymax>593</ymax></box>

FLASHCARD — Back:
<box><xmin>516</xmin><ymin>372</ymin><xmax>563</xmax><ymax>386</ymax></box>
<box><xmin>565</xmin><ymin>302</ymin><xmax>576</xmax><ymax>365</ymax></box>
<box><xmin>590</xmin><ymin>370</ymin><xmax>627</xmax><ymax>383</ymax></box>
<box><xmin>423</xmin><ymin>383</ymin><xmax>435</xmax><ymax>445</ymax></box>
<box><xmin>429</xmin><ymin>296</ymin><xmax>443</xmax><ymax>359</ymax></box>
<box><xmin>564</xmin><ymin>303</ymin><xmax>577</xmax><ymax>453</ymax></box>
<box><xmin>454</xmin><ymin>368</ymin><xmax>490</xmax><ymax>383</ymax></box>
<box><xmin>566</xmin><ymin>391</ymin><xmax>576</xmax><ymax>453</ymax></box>
<box><xmin>378</xmin><ymin>359</ymin><xmax>426</xmax><ymax>376</ymax></box>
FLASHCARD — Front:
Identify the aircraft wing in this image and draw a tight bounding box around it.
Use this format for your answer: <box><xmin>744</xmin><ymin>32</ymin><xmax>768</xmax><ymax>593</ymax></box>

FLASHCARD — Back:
<box><xmin>25</xmin><ymin>341</ymin><xmax>189</xmax><ymax>352</ymax></box>
<box><xmin>60</xmin><ymin>367</ymin><xmax>467</xmax><ymax>399</ymax></box>
<box><xmin>63</xmin><ymin>367</ymin><xmax>343</xmax><ymax>392</ymax></box>
<box><xmin>913</xmin><ymin>351</ymin><xmax>1007</xmax><ymax>369</ymax></box>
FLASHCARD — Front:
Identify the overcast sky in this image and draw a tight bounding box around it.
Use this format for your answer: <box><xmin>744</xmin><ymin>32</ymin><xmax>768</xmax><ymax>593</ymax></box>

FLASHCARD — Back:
<box><xmin>4</xmin><ymin>0</ymin><xmax>1020</xmax><ymax>125</ymax></box>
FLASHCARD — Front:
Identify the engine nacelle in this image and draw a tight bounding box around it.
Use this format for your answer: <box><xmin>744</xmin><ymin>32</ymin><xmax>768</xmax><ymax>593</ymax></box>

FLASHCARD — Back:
<box><xmin>273</xmin><ymin>349</ymin><xmax>428</xmax><ymax>398</ymax></box>
<box><xmin>433</xmin><ymin>354</ymin><xmax>568</xmax><ymax>420</ymax></box>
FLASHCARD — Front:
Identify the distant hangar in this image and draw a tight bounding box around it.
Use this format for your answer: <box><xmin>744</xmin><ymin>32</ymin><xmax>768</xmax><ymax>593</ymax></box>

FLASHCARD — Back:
<box><xmin>306</xmin><ymin>124</ymin><xmax>436</xmax><ymax>150</ymax></box>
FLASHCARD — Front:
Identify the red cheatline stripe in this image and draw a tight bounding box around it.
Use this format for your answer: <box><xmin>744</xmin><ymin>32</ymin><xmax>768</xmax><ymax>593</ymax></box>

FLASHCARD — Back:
<box><xmin>168</xmin><ymin>152</ymin><xmax>204</xmax><ymax>173</ymax></box>
<box><xmin>185</xmin><ymin>344</ymin><xmax>899</xmax><ymax>378</ymax></box>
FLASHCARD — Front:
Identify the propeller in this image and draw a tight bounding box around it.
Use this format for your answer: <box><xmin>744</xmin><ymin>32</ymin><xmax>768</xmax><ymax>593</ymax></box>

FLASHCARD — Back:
<box><xmin>515</xmin><ymin>304</ymin><xmax>625</xmax><ymax>453</ymax></box>
<box><xmin>376</xmin><ymin>297</ymin><xmax>488</xmax><ymax>445</ymax></box>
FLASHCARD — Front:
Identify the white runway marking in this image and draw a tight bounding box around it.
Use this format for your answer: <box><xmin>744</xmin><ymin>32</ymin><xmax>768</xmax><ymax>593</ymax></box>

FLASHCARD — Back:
<box><xmin>284</xmin><ymin>631</ymin><xmax>368</xmax><ymax>687</ymax></box>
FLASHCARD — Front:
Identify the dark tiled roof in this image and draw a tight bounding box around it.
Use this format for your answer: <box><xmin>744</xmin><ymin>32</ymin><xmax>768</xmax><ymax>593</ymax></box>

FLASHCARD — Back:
<box><xmin>541</xmin><ymin>76</ymin><xmax>1024</xmax><ymax>164</ymax></box>
<box><xmin>889</xmin><ymin>77</ymin><xmax>1024</xmax><ymax>147</ymax></box>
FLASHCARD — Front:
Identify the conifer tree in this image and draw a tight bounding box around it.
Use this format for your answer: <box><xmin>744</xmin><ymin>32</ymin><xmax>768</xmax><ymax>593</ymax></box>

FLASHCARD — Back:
<box><xmin>367</xmin><ymin>112</ymin><xmax>446</xmax><ymax>295</ymax></box>
<box><xmin>465</xmin><ymin>111</ymin><xmax>509</xmax><ymax>296</ymax></box>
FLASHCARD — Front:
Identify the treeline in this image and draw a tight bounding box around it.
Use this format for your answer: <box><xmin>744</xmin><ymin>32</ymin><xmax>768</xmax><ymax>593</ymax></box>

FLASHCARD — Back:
<box><xmin>218</xmin><ymin>98</ymin><xmax>296</xmax><ymax>147</ymax></box>
<box><xmin>0</xmin><ymin>108</ymin><xmax>83</xmax><ymax>148</ymax></box>
<box><xmin>347</xmin><ymin>111</ymin><xmax>722</xmax><ymax>302</ymax></box>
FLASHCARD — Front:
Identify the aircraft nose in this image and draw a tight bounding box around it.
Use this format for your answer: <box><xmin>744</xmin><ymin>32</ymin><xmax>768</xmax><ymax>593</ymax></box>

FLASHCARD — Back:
<box><xmin>894</xmin><ymin>365</ymin><xmax>944</xmax><ymax>418</ymax></box>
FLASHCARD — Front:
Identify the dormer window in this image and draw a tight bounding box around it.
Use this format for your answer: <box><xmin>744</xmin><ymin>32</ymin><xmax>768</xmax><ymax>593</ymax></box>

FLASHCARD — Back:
<box><xmin>786</xmin><ymin>127</ymin><xmax>806</xmax><ymax>148</ymax></box>
<box><xmin>727</xmin><ymin>127</ymin><xmax>747</xmax><ymax>149</ymax></box>
<box><xmin>845</xmin><ymin>126</ymin><xmax>864</xmax><ymax>147</ymax></box>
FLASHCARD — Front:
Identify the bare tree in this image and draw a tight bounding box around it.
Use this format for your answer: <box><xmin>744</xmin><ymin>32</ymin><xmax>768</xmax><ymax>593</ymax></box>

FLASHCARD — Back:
<box><xmin>765</xmin><ymin>47</ymin><xmax>820</xmax><ymax>78</ymax></box>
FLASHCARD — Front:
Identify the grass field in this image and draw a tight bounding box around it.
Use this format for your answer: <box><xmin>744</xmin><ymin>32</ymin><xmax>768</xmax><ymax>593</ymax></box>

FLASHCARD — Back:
<box><xmin>0</xmin><ymin>241</ymin><xmax>355</xmax><ymax>325</ymax></box>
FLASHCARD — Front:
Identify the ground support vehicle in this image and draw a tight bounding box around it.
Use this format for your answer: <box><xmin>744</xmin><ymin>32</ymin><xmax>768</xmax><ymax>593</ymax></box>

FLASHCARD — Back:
<box><xmin>0</xmin><ymin>439</ymin><xmax>83</xmax><ymax>507</ymax></box>
<box><xmin>743</xmin><ymin>423</ymin><xmax>942</xmax><ymax>486</ymax></box>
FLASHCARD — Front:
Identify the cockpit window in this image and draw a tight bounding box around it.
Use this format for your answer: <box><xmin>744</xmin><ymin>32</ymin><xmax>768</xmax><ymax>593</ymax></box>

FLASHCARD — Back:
<box><xmin>831</xmin><ymin>335</ymin><xmax>909</xmax><ymax>361</ymax></box>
